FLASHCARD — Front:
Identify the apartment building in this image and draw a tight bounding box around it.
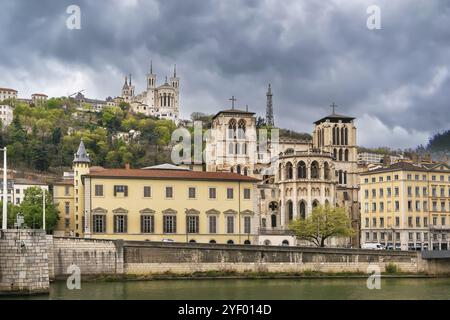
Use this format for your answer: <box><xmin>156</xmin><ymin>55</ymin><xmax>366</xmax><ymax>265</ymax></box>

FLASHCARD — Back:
<box><xmin>360</xmin><ymin>161</ymin><xmax>450</xmax><ymax>251</ymax></box>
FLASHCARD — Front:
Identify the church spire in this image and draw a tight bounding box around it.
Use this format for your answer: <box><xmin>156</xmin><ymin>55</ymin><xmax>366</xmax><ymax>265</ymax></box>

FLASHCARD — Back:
<box><xmin>129</xmin><ymin>74</ymin><xmax>132</xmax><ymax>86</ymax></box>
<box><xmin>173</xmin><ymin>64</ymin><xmax>177</xmax><ymax>77</ymax></box>
<box><xmin>266</xmin><ymin>83</ymin><xmax>274</xmax><ymax>126</ymax></box>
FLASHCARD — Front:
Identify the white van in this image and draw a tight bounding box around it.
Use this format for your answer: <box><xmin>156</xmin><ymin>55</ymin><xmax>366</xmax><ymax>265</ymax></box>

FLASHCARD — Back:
<box><xmin>361</xmin><ymin>243</ymin><xmax>385</xmax><ymax>250</ymax></box>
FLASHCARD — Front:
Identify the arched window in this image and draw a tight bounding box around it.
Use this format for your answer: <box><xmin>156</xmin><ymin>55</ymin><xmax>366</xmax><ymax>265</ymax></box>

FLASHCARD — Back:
<box><xmin>286</xmin><ymin>162</ymin><xmax>293</xmax><ymax>179</ymax></box>
<box><xmin>318</xmin><ymin>129</ymin><xmax>321</xmax><ymax>147</ymax></box>
<box><xmin>235</xmin><ymin>143</ymin><xmax>240</xmax><ymax>154</ymax></box>
<box><xmin>243</xmin><ymin>143</ymin><xmax>247</xmax><ymax>155</ymax></box>
<box><xmin>189</xmin><ymin>239</ymin><xmax>196</xmax><ymax>243</ymax></box>
<box><xmin>209</xmin><ymin>240</ymin><xmax>216</xmax><ymax>244</ymax></box>
<box><xmin>344</xmin><ymin>127</ymin><xmax>348</xmax><ymax>145</ymax></box>
<box><xmin>244</xmin><ymin>240</ymin><xmax>251</xmax><ymax>245</ymax></box>
<box><xmin>336</xmin><ymin>126</ymin><xmax>340</xmax><ymax>145</ymax></box>
<box><xmin>228</xmin><ymin>119</ymin><xmax>237</xmax><ymax>139</ymax></box>
<box><xmin>297</xmin><ymin>161</ymin><xmax>307</xmax><ymax>179</ymax></box>
<box><xmin>333</xmin><ymin>148</ymin><xmax>337</xmax><ymax>159</ymax></box>
<box><xmin>311</xmin><ymin>161</ymin><xmax>319</xmax><ymax>179</ymax></box>
<box><xmin>341</xmin><ymin>127</ymin><xmax>345</xmax><ymax>145</ymax></box>
<box><xmin>243</xmin><ymin>167</ymin><xmax>248</xmax><ymax>176</ymax></box>
<box><xmin>324</xmin><ymin>162</ymin><xmax>330</xmax><ymax>180</ymax></box>
<box><xmin>344</xmin><ymin>171</ymin><xmax>347</xmax><ymax>185</ymax></box>
<box><xmin>332</xmin><ymin>126</ymin><xmax>337</xmax><ymax>145</ymax></box>
<box><xmin>227</xmin><ymin>240</ymin><xmax>234</xmax><ymax>245</ymax></box>
<box><xmin>312</xmin><ymin>200</ymin><xmax>319</xmax><ymax>208</ymax></box>
<box><xmin>264</xmin><ymin>239</ymin><xmax>271</xmax><ymax>246</ymax></box>
<box><xmin>282</xmin><ymin>240</ymin><xmax>290</xmax><ymax>246</ymax></box>
<box><xmin>237</xmin><ymin>165</ymin><xmax>241</xmax><ymax>175</ymax></box>
<box><xmin>299</xmin><ymin>201</ymin><xmax>306</xmax><ymax>219</ymax></box>
<box><xmin>325</xmin><ymin>200</ymin><xmax>330</xmax><ymax>207</ymax></box>
<box><xmin>338</xmin><ymin>149</ymin><xmax>343</xmax><ymax>161</ymax></box>
<box><xmin>237</xmin><ymin>119</ymin><xmax>246</xmax><ymax>139</ymax></box>
<box><xmin>287</xmin><ymin>200</ymin><xmax>293</xmax><ymax>222</ymax></box>
<box><xmin>228</xmin><ymin>143</ymin><xmax>234</xmax><ymax>155</ymax></box>
<box><xmin>271</xmin><ymin>214</ymin><xmax>277</xmax><ymax>228</ymax></box>
<box><xmin>338</xmin><ymin>170</ymin><xmax>343</xmax><ymax>184</ymax></box>
<box><xmin>279</xmin><ymin>163</ymin><xmax>282</xmax><ymax>180</ymax></box>
<box><xmin>344</xmin><ymin>149</ymin><xmax>349</xmax><ymax>161</ymax></box>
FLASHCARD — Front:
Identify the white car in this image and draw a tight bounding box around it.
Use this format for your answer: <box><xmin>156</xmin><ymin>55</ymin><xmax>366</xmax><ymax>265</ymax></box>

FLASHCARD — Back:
<box><xmin>361</xmin><ymin>243</ymin><xmax>385</xmax><ymax>250</ymax></box>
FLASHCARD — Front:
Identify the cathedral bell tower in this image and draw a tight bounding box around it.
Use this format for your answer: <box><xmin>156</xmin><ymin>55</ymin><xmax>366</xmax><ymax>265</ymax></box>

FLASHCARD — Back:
<box><xmin>147</xmin><ymin>60</ymin><xmax>156</xmax><ymax>90</ymax></box>
<box><xmin>169</xmin><ymin>64</ymin><xmax>180</xmax><ymax>113</ymax></box>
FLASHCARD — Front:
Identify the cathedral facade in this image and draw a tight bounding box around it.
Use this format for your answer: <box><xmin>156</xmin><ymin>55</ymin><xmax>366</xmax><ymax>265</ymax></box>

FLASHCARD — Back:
<box><xmin>121</xmin><ymin>63</ymin><xmax>180</xmax><ymax>124</ymax></box>
<box><xmin>206</xmin><ymin>87</ymin><xmax>360</xmax><ymax>247</ymax></box>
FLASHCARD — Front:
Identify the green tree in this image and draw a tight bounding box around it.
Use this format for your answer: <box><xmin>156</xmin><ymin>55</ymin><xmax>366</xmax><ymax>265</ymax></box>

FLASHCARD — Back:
<box><xmin>289</xmin><ymin>204</ymin><xmax>354</xmax><ymax>247</ymax></box>
<box><xmin>18</xmin><ymin>187</ymin><xmax>59</xmax><ymax>233</ymax></box>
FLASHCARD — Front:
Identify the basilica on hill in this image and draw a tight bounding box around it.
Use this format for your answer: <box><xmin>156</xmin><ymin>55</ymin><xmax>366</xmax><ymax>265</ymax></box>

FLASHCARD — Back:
<box><xmin>205</xmin><ymin>86</ymin><xmax>360</xmax><ymax>247</ymax></box>
<box><xmin>121</xmin><ymin>61</ymin><xmax>180</xmax><ymax>124</ymax></box>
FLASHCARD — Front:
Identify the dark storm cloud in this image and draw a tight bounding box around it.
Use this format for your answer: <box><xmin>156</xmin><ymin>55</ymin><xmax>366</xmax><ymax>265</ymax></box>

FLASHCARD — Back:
<box><xmin>1</xmin><ymin>0</ymin><xmax>449</xmax><ymax>148</ymax></box>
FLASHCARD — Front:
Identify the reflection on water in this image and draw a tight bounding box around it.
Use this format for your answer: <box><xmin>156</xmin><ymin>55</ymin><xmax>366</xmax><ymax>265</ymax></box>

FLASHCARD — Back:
<box><xmin>3</xmin><ymin>278</ymin><xmax>450</xmax><ymax>300</ymax></box>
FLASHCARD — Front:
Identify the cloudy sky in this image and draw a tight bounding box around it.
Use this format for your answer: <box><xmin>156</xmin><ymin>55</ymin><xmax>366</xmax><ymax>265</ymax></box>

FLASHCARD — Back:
<box><xmin>1</xmin><ymin>0</ymin><xmax>449</xmax><ymax>149</ymax></box>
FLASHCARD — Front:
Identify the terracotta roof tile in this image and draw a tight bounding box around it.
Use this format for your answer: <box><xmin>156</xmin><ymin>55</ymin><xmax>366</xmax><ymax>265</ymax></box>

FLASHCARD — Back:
<box><xmin>52</xmin><ymin>180</ymin><xmax>74</xmax><ymax>185</ymax></box>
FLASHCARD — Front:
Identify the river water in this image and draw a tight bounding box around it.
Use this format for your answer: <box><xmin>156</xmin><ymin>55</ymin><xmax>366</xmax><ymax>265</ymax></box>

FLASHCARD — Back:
<box><xmin>4</xmin><ymin>278</ymin><xmax>450</xmax><ymax>300</ymax></box>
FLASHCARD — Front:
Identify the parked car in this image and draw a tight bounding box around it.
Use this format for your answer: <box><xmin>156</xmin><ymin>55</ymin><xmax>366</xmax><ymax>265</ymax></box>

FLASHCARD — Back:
<box><xmin>361</xmin><ymin>243</ymin><xmax>385</xmax><ymax>250</ymax></box>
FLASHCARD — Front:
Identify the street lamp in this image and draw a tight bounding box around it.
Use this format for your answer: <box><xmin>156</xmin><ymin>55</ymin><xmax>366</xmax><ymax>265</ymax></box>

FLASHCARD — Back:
<box><xmin>1</xmin><ymin>147</ymin><xmax>7</xmax><ymax>230</ymax></box>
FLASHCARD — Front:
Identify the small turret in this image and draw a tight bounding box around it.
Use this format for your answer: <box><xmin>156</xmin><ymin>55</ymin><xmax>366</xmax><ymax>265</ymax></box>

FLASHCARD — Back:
<box><xmin>73</xmin><ymin>140</ymin><xmax>91</xmax><ymax>164</ymax></box>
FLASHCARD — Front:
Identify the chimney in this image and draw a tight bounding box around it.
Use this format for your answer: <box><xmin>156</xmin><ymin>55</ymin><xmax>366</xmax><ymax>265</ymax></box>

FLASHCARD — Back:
<box><xmin>125</xmin><ymin>163</ymin><xmax>130</xmax><ymax>170</ymax></box>
<box><xmin>383</xmin><ymin>155</ymin><xmax>391</xmax><ymax>167</ymax></box>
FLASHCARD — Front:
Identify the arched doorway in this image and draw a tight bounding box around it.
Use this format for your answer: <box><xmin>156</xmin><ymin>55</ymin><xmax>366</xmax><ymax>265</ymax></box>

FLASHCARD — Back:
<box><xmin>227</xmin><ymin>240</ymin><xmax>234</xmax><ymax>245</ymax></box>
<box><xmin>244</xmin><ymin>240</ymin><xmax>251</xmax><ymax>245</ymax></box>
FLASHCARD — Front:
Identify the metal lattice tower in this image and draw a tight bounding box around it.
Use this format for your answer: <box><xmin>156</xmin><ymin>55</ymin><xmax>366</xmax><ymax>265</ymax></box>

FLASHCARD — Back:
<box><xmin>266</xmin><ymin>83</ymin><xmax>274</xmax><ymax>126</ymax></box>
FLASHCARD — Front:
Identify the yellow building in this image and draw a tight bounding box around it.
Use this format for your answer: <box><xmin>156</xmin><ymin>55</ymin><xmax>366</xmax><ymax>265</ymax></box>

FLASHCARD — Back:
<box><xmin>53</xmin><ymin>141</ymin><xmax>259</xmax><ymax>244</ymax></box>
<box><xmin>52</xmin><ymin>179</ymin><xmax>75</xmax><ymax>237</ymax></box>
<box><xmin>360</xmin><ymin>161</ymin><xmax>450</xmax><ymax>251</ymax></box>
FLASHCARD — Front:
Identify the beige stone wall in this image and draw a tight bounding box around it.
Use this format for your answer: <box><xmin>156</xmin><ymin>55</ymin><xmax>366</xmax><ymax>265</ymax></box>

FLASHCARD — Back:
<box><xmin>0</xmin><ymin>230</ymin><xmax>49</xmax><ymax>294</ymax></box>
<box><xmin>125</xmin><ymin>261</ymin><xmax>420</xmax><ymax>275</ymax></box>
<box><xmin>52</xmin><ymin>237</ymin><xmax>120</xmax><ymax>277</ymax></box>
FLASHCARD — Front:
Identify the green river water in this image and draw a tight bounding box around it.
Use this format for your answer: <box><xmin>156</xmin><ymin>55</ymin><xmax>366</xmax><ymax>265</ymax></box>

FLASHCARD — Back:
<box><xmin>3</xmin><ymin>278</ymin><xmax>450</xmax><ymax>300</ymax></box>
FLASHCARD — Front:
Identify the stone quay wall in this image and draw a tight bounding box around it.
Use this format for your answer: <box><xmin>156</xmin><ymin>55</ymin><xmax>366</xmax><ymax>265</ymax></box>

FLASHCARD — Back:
<box><xmin>3</xmin><ymin>234</ymin><xmax>450</xmax><ymax>295</ymax></box>
<box><xmin>51</xmin><ymin>237</ymin><xmax>123</xmax><ymax>278</ymax></box>
<box><xmin>0</xmin><ymin>230</ymin><xmax>49</xmax><ymax>295</ymax></box>
<box><xmin>123</xmin><ymin>241</ymin><xmax>423</xmax><ymax>275</ymax></box>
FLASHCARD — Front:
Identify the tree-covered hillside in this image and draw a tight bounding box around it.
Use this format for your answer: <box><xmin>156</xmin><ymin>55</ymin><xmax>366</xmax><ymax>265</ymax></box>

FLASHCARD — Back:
<box><xmin>0</xmin><ymin>98</ymin><xmax>177</xmax><ymax>173</ymax></box>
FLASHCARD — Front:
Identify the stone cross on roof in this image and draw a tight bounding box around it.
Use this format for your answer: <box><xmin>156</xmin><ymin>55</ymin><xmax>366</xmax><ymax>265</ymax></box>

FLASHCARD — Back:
<box><xmin>229</xmin><ymin>96</ymin><xmax>237</xmax><ymax>110</ymax></box>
